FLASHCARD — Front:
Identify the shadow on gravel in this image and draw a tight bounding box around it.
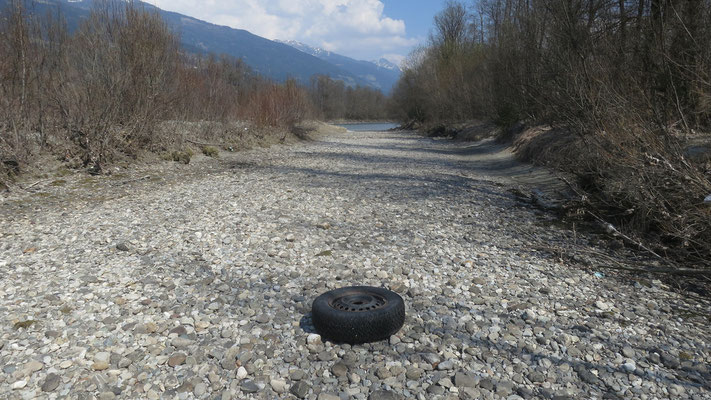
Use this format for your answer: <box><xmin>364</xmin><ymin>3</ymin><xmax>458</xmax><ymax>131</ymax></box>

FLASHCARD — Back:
<box><xmin>240</xmin><ymin>163</ymin><xmax>516</xmax><ymax>203</ymax></box>
<box><xmin>292</xmin><ymin>149</ymin><xmax>531</xmax><ymax>177</ymax></box>
<box><xmin>430</xmin><ymin>318</ymin><xmax>711</xmax><ymax>395</ymax></box>
<box><xmin>321</xmin><ymin>137</ymin><xmax>507</xmax><ymax>157</ymax></box>
<box><xmin>300</xmin><ymin>137</ymin><xmax>568</xmax><ymax>195</ymax></box>
<box><xmin>299</xmin><ymin>313</ymin><xmax>317</xmax><ymax>334</ymax></box>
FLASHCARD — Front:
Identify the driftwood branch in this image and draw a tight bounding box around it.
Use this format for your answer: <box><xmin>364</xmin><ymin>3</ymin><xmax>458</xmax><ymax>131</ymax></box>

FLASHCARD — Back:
<box><xmin>557</xmin><ymin>175</ymin><xmax>668</xmax><ymax>261</ymax></box>
<box><xmin>535</xmin><ymin>242</ymin><xmax>711</xmax><ymax>277</ymax></box>
<box><xmin>593</xmin><ymin>263</ymin><xmax>711</xmax><ymax>276</ymax></box>
<box><xmin>22</xmin><ymin>179</ymin><xmax>46</xmax><ymax>190</ymax></box>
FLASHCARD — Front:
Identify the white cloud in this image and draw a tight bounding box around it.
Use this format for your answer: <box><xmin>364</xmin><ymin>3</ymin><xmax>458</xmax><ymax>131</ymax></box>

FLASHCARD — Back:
<box><xmin>150</xmin><ymin>0</ymin><xmax>418</xmax><ymax>61</ymax></box>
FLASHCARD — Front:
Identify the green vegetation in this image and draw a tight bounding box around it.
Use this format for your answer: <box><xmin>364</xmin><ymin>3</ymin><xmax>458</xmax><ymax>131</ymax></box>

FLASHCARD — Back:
<box><xmin>162</xmin><ymin>149</ymin><xmax>193</xmax><ymax>164</ymax></box>
<box><xmin>201</xmin><ymin>146</ymin><xmax>219</xmax><ymax>158</ymax></box>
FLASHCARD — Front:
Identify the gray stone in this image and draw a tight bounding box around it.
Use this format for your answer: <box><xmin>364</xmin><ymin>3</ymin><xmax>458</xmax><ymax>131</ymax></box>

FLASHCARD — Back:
<box><xmin>376</xmin><ymin>366</ymin><xmax>392</xmax><ymax>379</ymax></box>
<box><xmin>406</xmin><ymin>367</ymin><xmax>423</xmax><ymax>380</ymax></box>
<box><xmin>41</xmin><ymin>373</ymin><xmax>61</xmax><ymax>392</ymax></box>
<box><xmin>369</xmin><ymin>389</ymin><xmax>401</xmax><ymax>400</ymax></box>
<box><xmin>270</xmin><ymin>378</ymin><xmax>288</xmax><ymax>393</ymax></box>
<box><xmin>290</xmin><ymin>369</ymin><xmax>305</xmax><ymax>381</ymax></box>
<box><xmin>622</xmin><ymin>346</ymin><xmax>635</xmax><ymax>358</ymax></box>
<box><xmin>193</xmin><ymin>383</ymin><xmax>207</xmax><ymax>396</ymax></box>
<box><xmin>437</xmin><ymin>360</ymin><xmax>455</xmax><ymax>370</ymax></box>
<box><xmin>427</xmin><ymin>385</ymin><xmax>446</xmax><ymax>395</ymax></box>
<box><xmin>479</xmin><ymin>378</ymin><xmax>494</xmax><ymax>391</ymax></box>
<box><xmin>168</xmin><ymin>353</ymin><xmax>186</xmax><ymax>367</ymax></box>
<box><xmin>290</xmin><ymin>381</ymin><xmax>310</xmax><ymax>399</ymax></box>
<box><xmin>454</xmin><ymin>372</ymin><xmax>478</xmax><ymax>388</ymax></box>
<box><xmin>331</xmin><ymin>362</ymin><xmax>348</xmax><ymax>377</ymax></box>
<box><xmin>528</xmin><ymin>372</ymin><xmax>545</xmax><ymax>383</ymax></box>
<box><xmin>240</xmin><ymin>380</ymin><xmax>259</xmax><ymax>393</ymax></box>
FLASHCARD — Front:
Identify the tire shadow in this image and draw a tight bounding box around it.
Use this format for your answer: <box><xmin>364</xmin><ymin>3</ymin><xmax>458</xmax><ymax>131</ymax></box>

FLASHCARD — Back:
<box><xmin>299</xmin><ymin>312</ymin><xmax>317</xmax><ymax>334</ymax></box>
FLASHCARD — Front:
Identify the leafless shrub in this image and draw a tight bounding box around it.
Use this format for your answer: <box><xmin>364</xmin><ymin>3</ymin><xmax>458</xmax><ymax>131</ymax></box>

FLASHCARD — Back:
<box><xmin>309</xmin><ymin>75</ymin><xmax>392</xmax><ymax>121</ymax></box>
<box><xmin>392</xmin><ymin>0</ymin><xmax>711</xmax><ymax>267</ymax></box>
<box><xmin>245</xmin><ymin>79</ymin><xmax>312</xmax><ymax>127</ymax></box>
<box><xmin>0</xmin><ymin>0</ymin><xmax>317</xmax><ymax>183</ymax></box>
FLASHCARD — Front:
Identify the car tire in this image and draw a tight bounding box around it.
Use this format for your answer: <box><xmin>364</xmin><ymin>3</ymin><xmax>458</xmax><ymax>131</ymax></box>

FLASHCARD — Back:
<box><xmin>311</xmin><ymin>286</ymin><xmax>405</xmax><ymax>344</ymax></box>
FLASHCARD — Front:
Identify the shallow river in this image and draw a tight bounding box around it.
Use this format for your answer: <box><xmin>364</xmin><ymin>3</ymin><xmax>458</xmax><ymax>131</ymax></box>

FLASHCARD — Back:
<box><xmin>335</xmin><ymin>122</ymin><xmax>399</xmax><ymax>131</ymax></box>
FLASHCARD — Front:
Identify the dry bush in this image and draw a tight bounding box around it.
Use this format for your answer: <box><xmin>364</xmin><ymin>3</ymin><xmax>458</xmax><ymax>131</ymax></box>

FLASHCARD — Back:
<box><xmin>54</xmin><ymin>1</ymin><xmax>180</xmax><ymax>171</ymax></box>
<box><xmin>0</xmin><ymin>0</ymin><xmax>64</xmax><ymax>174</ymax></box>
<box><xmin>391</xmin><ymin>0</ymin><xmax>711</xmax><ymax>268</ymax></box>
<box><xmin>0</xmin><ymin>0</ymin><xmax>315</xmax><ymax>183</ymax></box>
<box><xmin>309</xmin><ymin>75</ymin><xmax>391</xmax><ymax>121</ymax></box>
<box><xmin>245</xmin><ymin>79</ymin><xmax>312</xmax><ymax>127</ymax></box>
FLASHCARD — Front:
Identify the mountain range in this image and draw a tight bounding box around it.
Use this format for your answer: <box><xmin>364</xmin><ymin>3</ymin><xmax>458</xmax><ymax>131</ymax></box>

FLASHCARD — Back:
<box><xmin>276</xmin><ymin>40</ymin><xmax>401</xmax><ymax>93</ymax></box>
<box><xmin>2</xmin><ymin>0</ymin><xmax>400</xmax><ymax>92</ymax></box>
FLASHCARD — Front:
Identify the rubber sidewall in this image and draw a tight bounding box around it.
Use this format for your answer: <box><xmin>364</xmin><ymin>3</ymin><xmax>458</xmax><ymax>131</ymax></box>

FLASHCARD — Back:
<box><xmin>311</xmin><ymin>286</ymin><xmax>405</xmax><ymax>344</ymax></box>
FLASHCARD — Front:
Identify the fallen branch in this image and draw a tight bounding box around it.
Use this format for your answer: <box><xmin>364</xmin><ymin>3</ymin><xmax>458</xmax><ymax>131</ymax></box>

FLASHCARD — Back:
<box><xmin>586</xmin><ymin>210</ymin><xmax>665</xmax><ymax>260</ymax></box>
<box><xmin>557</xmin><ymin>175</ymin><xmax>667</xmax><ymax>261</ymax></box>
<box><xmin>535</xmin><ymin>244</ymin><xmax>711</xmax><ymax>277</ymax></box>
<box><xmin>22</xmin><ymin>179</ymin><xmax>46</xmax><ymax>190</ymax></box>
<box><xmin>593</xmin><ymin>263</ymin><xmax>711</xmax><ymax>276</ymax></box>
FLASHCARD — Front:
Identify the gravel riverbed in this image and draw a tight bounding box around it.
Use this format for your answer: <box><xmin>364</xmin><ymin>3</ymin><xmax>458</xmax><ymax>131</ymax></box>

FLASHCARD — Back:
<box><xmin>1</xmin><ymin>129</ymin><xmax>710</xmax><ymax>399</ymax></box>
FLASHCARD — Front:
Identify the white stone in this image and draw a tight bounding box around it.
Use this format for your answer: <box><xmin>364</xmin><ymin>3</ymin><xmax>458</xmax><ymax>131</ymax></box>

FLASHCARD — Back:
<box><xmin>270</xmin><ymin>378</ymin><xmax>288</xmax><ymax>393</ymax></box>
<box><xmin>12</xmin><ymin>380</ymin><xmax>27</xmax><ymax>390</ymax></box>
<box><xmin>236</xmin><ymin>366</ymin><xmax>248</xmax><ymax>380</ymax></box>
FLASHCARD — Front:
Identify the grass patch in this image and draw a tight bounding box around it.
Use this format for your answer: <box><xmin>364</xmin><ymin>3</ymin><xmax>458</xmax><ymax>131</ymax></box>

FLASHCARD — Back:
<box><xmin>162</xmin><ymin>149</ymin><xmax>194</xmax><ymax>164</ymax></box>
<box><xmin>201</xmin><ymin>146</ymin><xmax>219</xmax><ymax>158</ymax></box>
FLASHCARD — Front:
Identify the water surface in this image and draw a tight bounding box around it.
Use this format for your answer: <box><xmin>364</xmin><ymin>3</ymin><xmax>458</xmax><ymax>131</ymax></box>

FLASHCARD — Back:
<box><xmin>335</xmin><ymin>122</ymin><xmax>399</xmax><ymax>132</ymax></box>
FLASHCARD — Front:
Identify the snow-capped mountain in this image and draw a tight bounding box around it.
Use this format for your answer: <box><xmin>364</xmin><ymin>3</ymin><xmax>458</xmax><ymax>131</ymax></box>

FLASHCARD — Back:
<box><xmin>372</xmin><ymin>58</ymin><xmax>401</xmax><ymax>72</ymax></box>
<box><xmin>276</xmin><ymin>40</ymin><xmax>401</xmax><ymax>93</ymax></box>
<box><xmin>279</xmin><ymin>40</ymin><xmax>331</xmax><ymax>57</ymax></box>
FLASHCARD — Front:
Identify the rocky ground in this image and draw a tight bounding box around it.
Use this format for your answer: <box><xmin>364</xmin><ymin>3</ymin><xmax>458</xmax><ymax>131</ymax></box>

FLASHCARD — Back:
<box><xmin>1</xmin><ymin>129</ymin><xmax>710</xmax><ymax>400</ymax></box>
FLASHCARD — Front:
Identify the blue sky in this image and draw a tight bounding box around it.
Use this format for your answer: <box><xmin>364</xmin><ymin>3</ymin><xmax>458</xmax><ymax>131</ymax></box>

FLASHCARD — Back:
<box><xmin>383</xmin><ymin>0</ymin><xmax>445</xmax><ymax>44</ymax></box>
<box><xmin>149</xmin><ymin>0</ymin><xmax>447</xmax><ymax>65</ymax></box>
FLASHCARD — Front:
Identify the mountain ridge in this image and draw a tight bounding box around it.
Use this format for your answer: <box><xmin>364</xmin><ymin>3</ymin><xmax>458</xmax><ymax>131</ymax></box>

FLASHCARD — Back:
<box><xmin>277</xmin><ymin>39</ymin><xmax>401</xmax><ymax>93</ymax></box>
<box><xmin>0</xmin><ymin>0</ymin><xmax>399</xmax><ymax>91</ymax></box>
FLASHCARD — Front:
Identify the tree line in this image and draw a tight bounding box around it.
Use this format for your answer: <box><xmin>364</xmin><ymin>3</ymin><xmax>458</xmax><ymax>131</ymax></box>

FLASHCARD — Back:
<box><xmin>309</xmin><ymin>75</ymin><xmax>391</xmax><ymax>121</ymax></box>
<box><xmin>0</xmin><ymin>0</ymin><xmax>389</xmax><ymax>177</ymax></box>
<box><xmin>391</xmin><ymin>0</ymin><xmax>711</xmax><ymax>266</ymax></box>
<box><xmin>392</xmin><ymin>0</ymin><xmax>711</xmax><ymax>129</ymax></box>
